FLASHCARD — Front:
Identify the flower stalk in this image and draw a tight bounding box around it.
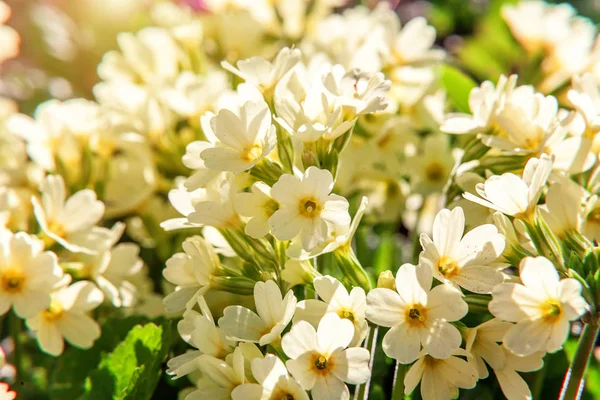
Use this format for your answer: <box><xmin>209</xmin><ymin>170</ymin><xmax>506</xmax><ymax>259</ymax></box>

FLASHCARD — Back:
<box><xmin>559</xmin><ymin>320</ymin><xmax>600</xmax><ymax>400</ymax></box>
<box><xmin>354</xmin><ymin>325</ymin><xmax>379</xmax><ymax>400</ymax></box>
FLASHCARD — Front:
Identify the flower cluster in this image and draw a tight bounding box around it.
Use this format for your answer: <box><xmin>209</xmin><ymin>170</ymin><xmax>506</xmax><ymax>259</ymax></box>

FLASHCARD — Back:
<box><xmin>2</xmin><ymin>0</ymin><xmax>600</xmax><ymax>399</ymax></box>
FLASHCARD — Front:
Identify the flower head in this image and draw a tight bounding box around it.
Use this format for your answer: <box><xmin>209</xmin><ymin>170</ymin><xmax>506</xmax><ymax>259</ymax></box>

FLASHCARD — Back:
<box><xmin>0</xmin><ymin>231</ymin><xmax>63</xmax><ymax>317</ymax></box>
<box><xmin>232</xmin><ymin>354</ymin><xmax>308</xmax><ymax>400</ymax></box>
<box><xmin>366</xmin><ymin>263</ymin><xmax>467</xmax><ymax>363</ymax></box>
<box><xmin>294</xmin><ymin>275</ymin><xmax>367</xmax><ymax>346</ymax></box>
<box><xmin>282</xmin><ymin>313</ymin><xmax>370</xmax><ymax>400</ymax></box>
<box><xmin>219</xmin><ymin>280</ymin><xmax>297</xmax><ymax>346</ymax></box>
<box><xmin>464</xmin><ymin>155</ymin><xmax>553</xmax><ymax>221</ymax></box>
<box><xmin>199</xmin><ymin>101</ymin><xmax>277</xmax><ymax>173</ymax></box>
<box><xmin>269</xmin><ymin>167</ymin><xmax>351</xmax><ymax>251</ymax></box>
<box><xmin>404</xmin><ymin>350</ymin><xmax>478</xmax><ymax>400</ymax></box>
<box><xmin>419</xmin><ymin>207</ymin><xmax>505</xmax><ymax>294</ymax></box>
<box><xmin>32</xmin><ymin>175</ymin><xmax>118</xmax><ymax>254</ymax></box>
<box><xmin>26</xmin><ymin>280</ymin><xmax>103</xmax><ymax>356</ymax></box>
<box><xmin>489</xmin><ymin>256</ymin><xmax>589</xmax><ymax>355</ymax></box>
<box><xmin>163</xmin><ymin>236</ymin><xmax>221</xmax><ymax>313</ymax></box>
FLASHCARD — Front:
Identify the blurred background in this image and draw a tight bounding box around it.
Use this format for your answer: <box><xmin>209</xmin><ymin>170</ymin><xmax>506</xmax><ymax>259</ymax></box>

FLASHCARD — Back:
<box><xmin>1</xmin><ymin>0</ymin><xmax>599</xmax><ymax>115</ymax></box>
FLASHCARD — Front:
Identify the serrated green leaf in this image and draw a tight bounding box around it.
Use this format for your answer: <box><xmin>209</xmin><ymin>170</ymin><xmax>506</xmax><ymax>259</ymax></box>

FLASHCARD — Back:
<box><xmin>49</xmin><ymin>315</ymin><xmax>149</xmax><ymax>400</ymax></box>
<box><xmin>81</xmin><ymin>319</ymin><xmax>176</xmax><ymax>400</ymax></box>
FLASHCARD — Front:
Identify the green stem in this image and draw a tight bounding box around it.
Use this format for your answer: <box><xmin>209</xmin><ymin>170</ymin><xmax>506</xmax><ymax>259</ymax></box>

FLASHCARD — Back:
<box><xmin>392</xmin><ymin>362</ymin><xmax>407</xmax><ymax>400</ymax></box>
<box><xmin>10</xmin><ymin>312</ymin><xmax>22</xmax><ymax>385</ymax></box>
<box><xmin>354</xmin><ymin>326</ymin><xmax>379</xmax><ymax>400</ymax></box>
<box><xmin>559</xmin><ymin>322</ymin><xmax>600</xmax><ymax>400</ymax></box>
<box><xmin>531</xmin><ymin>360</ymin><xmax>548</xmax><ymax>399</ymax></box>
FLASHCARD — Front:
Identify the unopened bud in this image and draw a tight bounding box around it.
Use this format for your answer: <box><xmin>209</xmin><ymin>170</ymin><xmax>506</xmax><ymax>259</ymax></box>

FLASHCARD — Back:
<box><xmin>377</xmin><ymin>270</ymin><xmax>395</xmax><ymax>290</ymax></box>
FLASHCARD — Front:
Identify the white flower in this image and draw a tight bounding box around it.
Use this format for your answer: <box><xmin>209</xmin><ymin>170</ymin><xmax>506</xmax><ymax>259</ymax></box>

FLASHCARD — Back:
<box><xmin>161</xmin><ymin>178</ymin><xmax>215</xmax><ymax>231</ymax></box>
<box><xmin>407</xmin><ymin>134</ymin><xmax>456</xmax><ymax>195</ymax></box>
<box><xmin>198</xmin><ymin>101</ymin><xmax>276</xmax><ymax>173</ymax></box>
<box><xmin>32</xmin><ymin>175</ymin><xmax>118</xmax><ymax>254</ymax></box>
<box><xmin>190</xmin><ymin>346</ymin><xmax>248</xmax><ymax>400</ymax></box>
<box><xmin>582</xmin><ymin>195</ymin><xmax>600</xmax><ymax>242</ymax></box>
<box><xmin>163</xmin><ymin>236</ymin><xmax>220</xmax><ymax>313</ymax></box>
<box><xmin>219</xmin><ymin>280</ymin><xmax>296</xmax><ymax>346</ymax></box>
<box><xmin>234</xmin><ymin>181</ymin><xmax>279</xmax><ymax>238</ymax></box>
<box><xmin>441</xmin><ymin>75</ymin><xmax>517</xmax><ymax>135</ymax></box>
<box><xmin>101</xmin><ymin>133</ymin><xmax>158</xmax><ymax>218</ymax></box>
<box><xmin>365</xmin><ymin>263</ymin><xmax>467</xmax><ymax>363</ymax></box>
<box><xmin>222</xmin><ymin>47</ymin><xmax>301</xmax><ymax>94</ymax></box>
<box><xmin>493</xmin><ymin>347</ymin><xmax>545</xmax><ymax>400</ymax></box>
<box><xmin>95</xmin><ymin>81</ymin><xmax>173</xmax><ymax>141</ymax></box>
<box><xmin>489</xmin><ymin>256</ymin><xmax>589</xmax><ymax>356</ymax></box>
<box><xmin>286</xmin><ymin>196</ymin><xmax>368</xmax><ymax>260</ymax></box>
<box><xmin>568</xmin><ymin>73</ymin><xmax>600</xmax><ymax>134</ymax></box>
<box><xmin>164</xmin><ymin>70</ymin><xmax>230</xmax><ymax>118</ymax></box>
<box><xmin>418</xmin><ymin>207</ymin><xmax>505</xmax><ymax>294</ymax></box>
<box><xmin>465</xmin><ymin>318</ymin><xmax>545</xmax><ymax>399</ymax></box>
<box><xmin>269</xmin><ymin>167</ymin><xmax>351</xmax><ymax>251</ymax></box>
<box><xmin>167</xmin><ymin>298</ymin><xmax>235</xmax><ymax>379</ymax></box>
<box><xmin>25</xmin><ymin>280</ymin><xmax>103</xmax><ymax>356</ymax></box>
<box><xmin>538</xmin><ymin>181</ymin><xmax>584</xmax><ymax>237</ymax></box>
<box><xmin>464</xmin><ymin>155</ymin><xmax>553</xmax><ymax>220</ymax></box>
<box><xmin>231</xmin><ymin>354</ymin><xmax>308</xmax><ymax>400</ymax></box>
<box><xmin>387</xmin><ymin>16</ymin><xmax>445</xmax><ymax>66</ymax></box>
<box><xmin>483</xmin><ymin>85</ymin><xmax>559</xmax><ymax>151</ymax></box>
<box><xmin>281</xmin><ymin>259</ymin><xmax>319</xmax><ymax>288</ymax></box>
<box><xmin>294</xmin><ymin>275</ymin><xmax>367</xmax><ymax>346</ymax></box>
<box><xmin>187</xmin><ymin>173</ymin><xmax>243</xmax><ymax>229</ymax></box>
<box><xmin>464</xmin><ymin>318</ymin><xmax>513</xmax><ymax>379</ymax></box>
<box><xmin>98</xmin><ymin>27</ymin><xmax>181</xmax><ymax>86</ymax></box>
<box><xmin>282</xmin><ymin>313</ymin><xmax>370</xmax><ymax>400</ymax></box>
<box><xmin>501</xmin><ymin>2</ymin><xmax>588</xmax><ymax>54</ymax></box>
<box><xmin>5</xmin><ymin>101</ymin><xmax>82</xmax><ymax>173</ymax></box>
<box><xmin>0</xmin><ymin>232</ymin><xmax>63</xmax><ymax>317</ymax></box>
<box><xmin>479</xmin><ymin>85</ymin><xmax>594</xmax><ymax>173</ymax></box>
<box><xmin>0</xmin><ymin>381</ymin><xmax>15</xmax><ymax>400</ymax></box>
<box><xmin>273</xmin><ymin>64</ymin><xmax>354</xmax><ymax>142</ymax></box>
<box><xmin>403</xmin><ymin>350</ymin><xmax>478</xmax><ymax>400</ymax></box>
<box><xmin>323</xmin><ymin>66</ymin><xmax>391</xmax><ymax>116</ymax></box>
<box><xmin>180</xmin><ymin>115</ymin><xmax>220</xmax><ymax>191</ymax></box>
<box><xmin>307</xmin><ymin>3</ymin><xmax>393</xmax><ymax>73</ymax></box>
<box><xmin>74</xmin><ymin>242</ymin><xmax>144</xmax><ymax>308</ymax></box>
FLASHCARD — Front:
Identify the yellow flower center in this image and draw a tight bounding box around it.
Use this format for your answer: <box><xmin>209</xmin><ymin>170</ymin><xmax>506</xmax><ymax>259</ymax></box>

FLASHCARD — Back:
<box><xmin>313</xmin><ymin>355</ymin><xmax>329</xmax><ymax>371</ymax></box>
<box><xmin>438</xmin><ymin>256</ymin><xmax>460</xmax><ymax>279</ymax></box>
<box><xmin>298</xmin><ymin>198</ymin><xmax>322</xmax><ymax>219</ymax></box>
<box><xmin>240</xmin><ymin>144</ymin><xmax>263</xmax><ymax>163</ymax></box>
<box><xmin>1</xmin><ymin>268</ymin><xmax>26</xmax><ymax>294</ymax></box>
<box><xmin>49</xmin><ymin>220</ymin><xmax>67</xmax><ymax>238</ymax></box>
<box><xmin>424</xmin><ymin>162</ymin><xmax>446</xmax><ymax>182</ymax></box>
<box><xmin>587</xmin><ymin>208</ymin><xmax>600</xmax><ymax>225</ymax></box>
<box><xmin>540</xmin><ymin>299</ymin><xmax>562</xmax><ymax>323</ymax></box>
<box><xmin>522</xmin><ymin>135</ymin><xmax>543</xmax><ymax>151</ymax></box>
<box><xmin>405</xmin><ymin>304</ymin><xmax>428</xmax><ymax>328</ymax></box>
<box><xmin>272</xmin><ymin>391</ymin><xmax>296</xmax><ymax>400</ymax></box>
<box><xmin>263</xmin><ymin>199</ymin><xmax>280</xmax><ymax>217</ymax></box>
<box><xmin>42</xmin><ymin>300</ymin><xmax>64</xmax><ymax>323</ymax></box>
<box><xmin>338</xmin><ymin>308</ymin><xmax>355</xmax><ymax>322</ymax></box>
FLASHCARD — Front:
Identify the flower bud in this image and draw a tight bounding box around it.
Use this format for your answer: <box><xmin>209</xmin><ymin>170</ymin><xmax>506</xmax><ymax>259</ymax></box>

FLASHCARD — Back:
<box><xmin>377</xmin><ymin>270</ymin><xmax>396</xmax><ymax>290</ymax></box>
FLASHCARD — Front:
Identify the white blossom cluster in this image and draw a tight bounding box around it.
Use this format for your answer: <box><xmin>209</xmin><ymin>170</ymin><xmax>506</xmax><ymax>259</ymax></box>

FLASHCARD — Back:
<box><xmin>2</xmin><ymin>0</ymin><xmax>600</xmax><ymax>399</ymax></box>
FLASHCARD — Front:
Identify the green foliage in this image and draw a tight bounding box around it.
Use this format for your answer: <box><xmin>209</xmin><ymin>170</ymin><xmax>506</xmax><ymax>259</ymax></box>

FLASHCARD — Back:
<box><xmin>49</xmin><ymin>316</ymin><xmax>176</xmax><ymax>400</ymax></box>
<box><xmin>457</xmin><ymin>0</ymin><xmax>522</xmax><ymax>82</ymax></box>
<box><xmin>438</xmin><ymin>65</ymin><xmax>477</xmax><ymax>114</ymax></box>
<box><xmin>49</xmin><ymin>315</ymin><xmax>149</xmax><ymax>400</ymax></box>
<box><xmin>81</xmin><ymin>319</ymin><xmax>177</xmax><ymax>400</ymax></box>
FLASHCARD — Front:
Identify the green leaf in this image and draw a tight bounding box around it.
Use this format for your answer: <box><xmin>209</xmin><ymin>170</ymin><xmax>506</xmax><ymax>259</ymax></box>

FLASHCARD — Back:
<box><xmin>49</xmin><ymin>315</ymin><xmax>149</xmax><ymax>400</ymax></box>
<box><xmin>438</xmin><ymin>65</ymin><xmax>477</xmax><ymax>114</ymax></box>
<box><xmin>81</xmin><ymin>319</ymin><xmax>176</xmax><ymax>400</ymax></box>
